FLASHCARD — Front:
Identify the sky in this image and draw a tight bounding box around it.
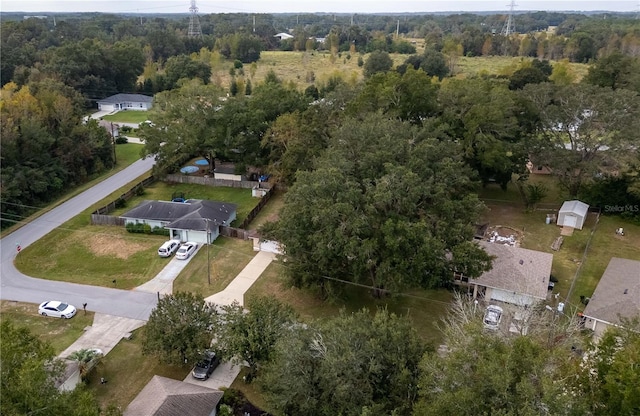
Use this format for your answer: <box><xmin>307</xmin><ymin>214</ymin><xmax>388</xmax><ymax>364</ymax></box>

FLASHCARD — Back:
<box><xmin>1</xmin><ymin>0</ymin><xmax>638</xmax><ymax>14</ymax></box>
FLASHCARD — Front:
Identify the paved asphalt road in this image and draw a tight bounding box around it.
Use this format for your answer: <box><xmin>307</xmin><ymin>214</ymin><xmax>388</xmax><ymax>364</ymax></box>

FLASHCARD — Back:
<box><xmin>0</xmin><ymin>158</ymin><xmax>159</xmax><ymax>321</ymax></box>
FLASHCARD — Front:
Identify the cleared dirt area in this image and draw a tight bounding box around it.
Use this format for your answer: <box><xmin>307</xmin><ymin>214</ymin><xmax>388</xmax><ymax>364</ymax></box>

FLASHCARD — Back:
<box><xmin>84</xmin><ymin>234</ymin><xmax>149</xmax><ymax>260</ymax></box>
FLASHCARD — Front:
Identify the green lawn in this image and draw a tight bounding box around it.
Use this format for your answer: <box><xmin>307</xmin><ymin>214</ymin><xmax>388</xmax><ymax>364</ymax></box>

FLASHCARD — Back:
<box><xmin>173</xmin><ymin>237</ymin><xmax>256</xmax><ymax>297</ymax></box>
<box><xmin>245</xmin><ymin>189</ymin><xmax>285</xmax><ymax>230</ymax></box>
<box><xmin>0</xmin><ymin>301</ymin><xmax>95</xmax><ymax>355</ymax></box>
<box><xmin>101</xmin><ymin>111</ymin><xmax>150</xmax><ymax>124</ymax></box>
<box><xmin>85</xmin><ymin>327</ymin><xmax>189</xmax><ymax>411</ymax></box>
<box><xmin>246</xmin><ymin>261</ymin><xmax>453</xmax><ymax>346</ymax></box>
<box><xmin>111</xmin><ymin>182</ymin><xmax>258</xmax><ymax>227</ymax></box>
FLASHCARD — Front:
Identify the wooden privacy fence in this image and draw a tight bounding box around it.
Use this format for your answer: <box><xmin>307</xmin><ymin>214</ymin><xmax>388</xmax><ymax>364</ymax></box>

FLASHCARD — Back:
<box><xmin>90</xmin><ymin>176</ymin><xmax>156</xmax><ymax>225</ymax></box>
<box><xmin>165</xmin><ymin>174</ymin><xmax>268</xmax><ymax>189</ymax></box>
<box><xmin>219</xmin><ymin>226</ymin><xmax>252</xmax><ymax>240</ymax></box>
<box><xmin>238</xmin><ymin>186</ymin><xmax>274</xmax><ymax>230</ymax></box>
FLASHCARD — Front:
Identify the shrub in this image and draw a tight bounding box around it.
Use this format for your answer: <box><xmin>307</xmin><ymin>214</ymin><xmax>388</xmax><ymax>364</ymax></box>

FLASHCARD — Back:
<box><xmin>115</xmin><ymin>136</ymin><xmax>129</xmax><ymax>144</ymax></box>
<box><xmin>115</xmin><ymin>198</ymin><xmax>126</xmax><ymax>209</ymax></box>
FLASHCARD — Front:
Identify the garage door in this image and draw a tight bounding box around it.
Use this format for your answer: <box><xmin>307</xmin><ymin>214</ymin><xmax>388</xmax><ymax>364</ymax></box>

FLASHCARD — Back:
<box><xmin>489</xmin><ymin>289</ymin><xmax>533</xmax><ymax>306</ymax></box>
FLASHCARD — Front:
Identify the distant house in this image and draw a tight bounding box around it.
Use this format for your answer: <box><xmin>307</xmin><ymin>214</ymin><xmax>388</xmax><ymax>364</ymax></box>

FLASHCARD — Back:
<box><xmin>121</xmin><ymin>199</ymin><xmax>237</xmax><ymax>244</ymax></box>
<box><xmin>274</xmin><ymin>32</ymin><xmax>294</xmax><ymax>40</ymax></box>
<box><xmin>454</xmin><ymin>241</ymin><xmax>553</xmax><ymax>307</ymax></box>
<box><xmin>557</xmin><ymin>200</ymin><xmax>589</xmax><ymax>230</ymax></box>
<box><xmin>97</xmin><ymin>120</ymin><xmax>119</xmax><ymax>138</ymax></box>
<box><xmin>124</xmin><ymin>375</ymin><xmax>223</xmax><ymax>416</ymax></box>
<box><xmin>582</xmin><ymin>258</ymin><xmax>640</xmax><ymax>338</ymax></box>
<box><xmin>97</xmin><ymin>93</ymin><xmax>153</xmax><ymax>112</ymax></box>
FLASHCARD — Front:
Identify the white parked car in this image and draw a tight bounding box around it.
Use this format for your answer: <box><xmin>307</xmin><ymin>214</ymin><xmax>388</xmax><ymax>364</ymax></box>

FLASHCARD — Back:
<box><xmin>483</xmin><ymin>305</ymin><xmax>503</xmax><ymax>330</ymax></box>
<box><xmin>38</xmin><ymin>301</ymin><xmax>77</xmax><ymax>319</ymax></box>
<box><xmin>175</xmin><ymin>242</ymin><xmax>198</xmax><ymax>260</ymax></box>
<box><xmin>158</xmin><ymin>239</ymin><xmax>182</xmax><ymax>257</ymax></box>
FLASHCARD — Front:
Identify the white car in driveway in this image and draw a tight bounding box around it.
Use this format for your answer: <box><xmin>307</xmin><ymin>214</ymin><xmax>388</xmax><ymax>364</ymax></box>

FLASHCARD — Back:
<box><xmin>39</xmin><ymin>301</ymin><xmax>77</xmax><ymax>319</ymax></box>
<box><xmin>483</xmin><ymin>305</ymin><xmax>503</xmax><ymax>330</ymax></box>
<box><xmin>158</xmin><ymin>239</ymin><xmax>182</xmax><ymax>257</ymax></box>
<box><xmin>175</xmin><ymin>242</ymin><xmax>198</xmax><ymax>260</ymax></box>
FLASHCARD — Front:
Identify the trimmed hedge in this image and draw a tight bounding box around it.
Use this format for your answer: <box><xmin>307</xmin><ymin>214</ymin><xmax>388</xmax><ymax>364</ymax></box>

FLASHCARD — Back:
<box><xmin>125</xmin><ymin>222</ymin><xmax>170</xmax><ymax>236</ymax></box>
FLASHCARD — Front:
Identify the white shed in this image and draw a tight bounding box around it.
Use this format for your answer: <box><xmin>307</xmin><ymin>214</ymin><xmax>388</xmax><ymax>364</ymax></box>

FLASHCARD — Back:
<box><xmin>557</xmin><ymin>200</ymin><xmax>589</xmax><ymax>230</ymax></box>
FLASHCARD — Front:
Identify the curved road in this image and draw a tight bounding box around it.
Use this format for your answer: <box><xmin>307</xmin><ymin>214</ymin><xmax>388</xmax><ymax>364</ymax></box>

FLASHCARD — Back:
<box><xmin>0</xmin><ymin>158</ymin><xmax>158</xmax><ymax>321</ymax></box>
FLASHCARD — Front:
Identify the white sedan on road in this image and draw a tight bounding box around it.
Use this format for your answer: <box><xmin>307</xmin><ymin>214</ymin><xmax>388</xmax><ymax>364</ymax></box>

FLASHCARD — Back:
<box><xmin>38</xmin><ymin>301</ymin><xmax>77</xmax><ymax>319</ymax></box>
<box><xmin>175</xmin><ymin>242</ymin><xmax>198</xmax><ymax>260</ymax></box>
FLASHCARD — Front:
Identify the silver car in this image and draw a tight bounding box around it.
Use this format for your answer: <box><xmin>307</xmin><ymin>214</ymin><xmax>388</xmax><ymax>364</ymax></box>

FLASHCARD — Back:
<box><xmin>483</xmin><ymin>305</ymin><xmax>503</xmax><ymax>330</ymax></box>
<box><xmin>175</xmin><ymin>242</ymin><xmax>198</xmax><ymax>260</ymax></box>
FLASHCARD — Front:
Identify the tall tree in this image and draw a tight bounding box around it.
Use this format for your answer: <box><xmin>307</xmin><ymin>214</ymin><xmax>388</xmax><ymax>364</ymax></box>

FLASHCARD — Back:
<box><xmin>413</xmin><ymin>295</ymin><xmax>588</xmax><ymax>416</ymax></box>
<box><xmin>0</xmin><ymin>320</ymin><xmax>99</xmax><ymax>416</ymax></box>
<box><xmin>212</xmin><ymin>297</ymin><xmax>297</xmax><ymax>381</ymax></box>
<box><xmin>270</xmin><ymin>114</ymin><xmax>491</xmax><ymax>297</ymax></box>
<box><xmin>363</xmin><ymin>50</ymin><xmax>393</xmax><ymax>78</ymax></box>
<box><xmin>260</xmin><ymin>309</ymin><xmax>425</xmax><ymax>416</ymax></box>
<box><xmin>522</xmin><ymin>82</ymin><xmax>640</xmax><ymax>197</ymax></box>
<box><xmin>142</xmin><ymin>292</ymin><xmax>217</xmax><ymax>365</ymax></box>
<box><xmin>438</xmin><ymin>78</ymin><xmax>529</xmax><ymax>189</ymax></box>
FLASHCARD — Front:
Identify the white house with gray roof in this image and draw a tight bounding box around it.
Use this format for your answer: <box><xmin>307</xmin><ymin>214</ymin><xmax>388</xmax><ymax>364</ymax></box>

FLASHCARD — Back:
<box><xmin>121</xmin><ymin>199</ymin><xmax>236</xmax><ymax>244</ymax></box>
<box><xmin>97</xmin><ymin>93</ymin><xmax>153</xmax><ymax>112</ymax></box>
<box><xmin>582</xmin><ymin>257</ymin><xmax>640</xmax><ymax>339</ymax></box>
<box><xmin>454</xmin><ymin>241</ymin><xmax>553</xmax><ymax>307</ymax></box>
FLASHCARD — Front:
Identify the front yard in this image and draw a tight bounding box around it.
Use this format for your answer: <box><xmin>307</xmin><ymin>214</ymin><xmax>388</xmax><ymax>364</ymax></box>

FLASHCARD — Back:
<box><xmin>101</xmin><ymin>110</ymin><xmax>150</xmax><ymax>124</ymax></box>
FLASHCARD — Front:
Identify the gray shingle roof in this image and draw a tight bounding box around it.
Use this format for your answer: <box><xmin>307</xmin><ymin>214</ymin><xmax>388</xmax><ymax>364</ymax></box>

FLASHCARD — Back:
<box><xmin>97</xmin><ymin>93</ymin><xmax>153</xmax><ymax>104</ymax></box>
<box><xmin>582</xmin><ymin>257</ymin><xmax>640</xmax><ymax>325</ymax></box>
<box><xmin>471</xmin><ymin>241</ymin><xmax>553</xmax><ymax>300</ymax></box>
<box><xmin>121</xmin><ymin>200</ymin><xmax>237</xmax><ymax>229</ymax></box>
<box><xmin>124</xmin><ymin>375</ymin><xmax>223</xmax><ymax>416</ymax></box>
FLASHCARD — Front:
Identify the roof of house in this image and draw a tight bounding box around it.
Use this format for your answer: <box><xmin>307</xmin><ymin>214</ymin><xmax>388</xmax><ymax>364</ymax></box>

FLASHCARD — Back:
<box><xmin>274</xmin><ymin>32</ymin><xmax>294</xmax><ymax>39</ymax></box>
<box><xmin>97</xmin><ymin>93</ymin><xmax>153</xmax><ymax>104</ymax></box>
<box><xmin>559</xmin><ymin>200</ymin><xmax>589</xmax><ymax>217</ymax></box>
<box><xmin>471</xmin><ymin>241</ymin><xmax>553</xmax><ymax>300</ymax></box>
<box><xmin>582</xmin><ymin>257</ymin><xmax>640</xmax><ymax>326</ymax></box>
<box><xmin>121</xmin><ymin>199</ymin><xmax>237</xmax><ymax>230</ymax></box>
<box><xmin>124</xmin><ymin>375</ymin><xmax>223</xmax><ymax>416</ymax></box>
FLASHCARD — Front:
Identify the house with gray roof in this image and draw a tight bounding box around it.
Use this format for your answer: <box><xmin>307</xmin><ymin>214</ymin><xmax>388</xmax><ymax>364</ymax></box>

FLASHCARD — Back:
<box><xmin>454</xmin><ymin>241</ymin><xmax>553</xmax><ymax>307</ymax></box>
<box><xmin>121</xmin><ymin>199</ymin><xmax>236</xmax><ymax>244</ymax></box>
<box><xmin>582</xmin><ymin>257</ymin><xmax>640</xmax><ymax>338</ymax></box>
<box><xmin>124</xmin><ymin>375</ymin><xmax>223</xmax><ymax>416</ymax></box>
<box><xmin>97</xmin><ymin>93</ymin><xmax>153</xmax><ymax>112</ymax></box>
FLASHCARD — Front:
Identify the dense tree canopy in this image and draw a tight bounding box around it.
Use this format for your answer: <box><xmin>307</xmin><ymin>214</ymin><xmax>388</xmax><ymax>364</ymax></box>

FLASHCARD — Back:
<box><xmin>260</xmin><ymin>309</ymin><xmax>425</xmax><ymax>416</ymax></box>
<box><xmin>0</xmin><ymin>320</ymin><xmax>99</xmax><ymax>416</ymax></box>
<box><xmin>142</xmin><ymin>292</ymin><xmax>217</xmax><ymax>365</ymax></box>
<box><xmin>522</xmin><ymin>82</ymin><xmax>640</xmax><ymax>196</ymax></box>
<box><xmin>213</xmin><ymin>297</ymin><xmax>297</xmax><ymax>381</ymax></box>
<box><xmin>270</xmin><ymin>114</ymin><xmax>492</xmax><ymax>297</ymax></box>
<box><xmin>0</xmin><ymin>81</ymin><xmax>114</xmax><ymax>229</ymax></box>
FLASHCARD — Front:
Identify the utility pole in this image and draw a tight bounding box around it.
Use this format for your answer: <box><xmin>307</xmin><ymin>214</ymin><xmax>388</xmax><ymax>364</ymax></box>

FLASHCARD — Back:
<box><xmin>110</xmin><ymin>122</ymin><xmax>117</xmax><ymax>164</ymax></box>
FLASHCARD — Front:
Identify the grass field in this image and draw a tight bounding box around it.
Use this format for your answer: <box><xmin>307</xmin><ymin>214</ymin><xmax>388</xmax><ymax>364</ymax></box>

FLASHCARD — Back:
<box><xmin>101</xmin><ymin>111</ymin><xmax>149</xmax><ymax>124</ymax></box>
<box><xmin>246</xmin><ymin>261</ymin><xmax>453</xmax><ymax>346</ymax></box>
<box><xmin>210</xmin><ymin>50</ymin><xmax>590</xmax><ymax>92</ymax></box>
<box><xmin>0</xmin><ymin>301</ymin><xmax>95</xmax><ymax>354</ymax></box>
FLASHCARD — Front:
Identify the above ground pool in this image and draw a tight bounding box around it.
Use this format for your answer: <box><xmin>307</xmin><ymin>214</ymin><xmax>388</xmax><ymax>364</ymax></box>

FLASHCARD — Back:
<box><xmin>180</xmin><ymin>166</ymin><xmax>199</xmax><ymax>174</ymax></box>
<box><xmin>195</xmin><ymin>159</ymin><xmax>209</xmax><ymax>166</ymax></box>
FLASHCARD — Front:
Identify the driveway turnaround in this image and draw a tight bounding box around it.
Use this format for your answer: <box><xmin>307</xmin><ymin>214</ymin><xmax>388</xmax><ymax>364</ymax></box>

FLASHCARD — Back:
<box><xmin>0</xmin><ymin>158</ymin><xmax>158</xmax><ymax>321</ymax></box>
<box><xmin>59</xmin><ymin>313</ymin><xmax>145</xmax><ymax>359</ymax></box>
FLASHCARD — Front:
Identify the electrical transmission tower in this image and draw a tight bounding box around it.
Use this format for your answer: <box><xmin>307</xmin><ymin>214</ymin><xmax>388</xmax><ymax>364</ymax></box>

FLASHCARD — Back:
<box><xmin>501</xmin><ymin>0</ymin><xmax>517</xmax><ymax>36</ymax></box>
<box><xmin>188</xmin><ymin>0</ymin><xmax>202</xmax><ymax>38</ymax></box>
